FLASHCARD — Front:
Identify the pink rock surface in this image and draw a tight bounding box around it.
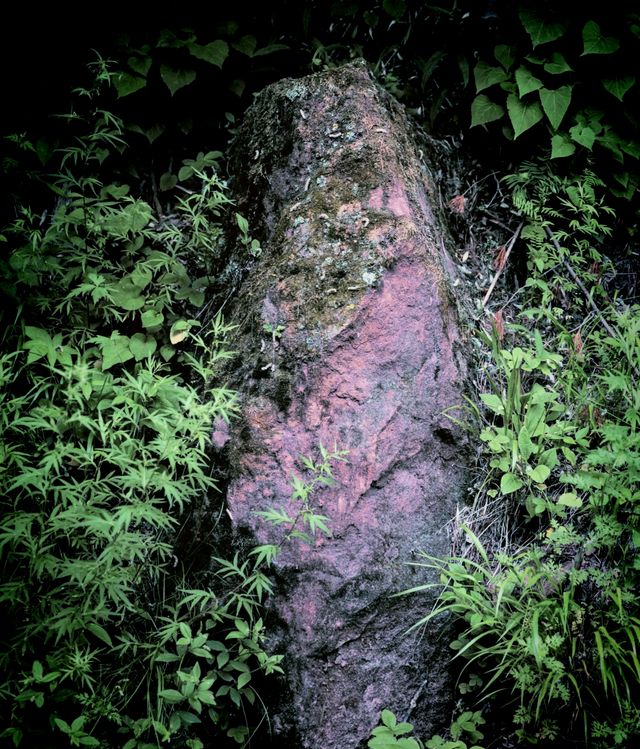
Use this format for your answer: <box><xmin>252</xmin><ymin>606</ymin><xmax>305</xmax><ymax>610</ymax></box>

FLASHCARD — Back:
<box><xmin>226</xmin><ymin>61</ymin><xmax>468</xmax><ymax>748</ymax></box>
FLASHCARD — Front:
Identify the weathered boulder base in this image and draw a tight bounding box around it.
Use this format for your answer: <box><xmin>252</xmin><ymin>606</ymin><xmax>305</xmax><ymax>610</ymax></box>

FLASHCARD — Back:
<box><xmin>223</xmin><ymin>61</ymin><xmax>468</xmax><ymax>748</ymax></box>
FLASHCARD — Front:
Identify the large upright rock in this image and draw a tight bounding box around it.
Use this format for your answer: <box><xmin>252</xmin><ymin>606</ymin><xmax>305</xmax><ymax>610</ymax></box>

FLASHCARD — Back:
<box><xmin>223</xmin><ymin>61</ymin><xmax>468</xmax><ymax>748</ymax></box>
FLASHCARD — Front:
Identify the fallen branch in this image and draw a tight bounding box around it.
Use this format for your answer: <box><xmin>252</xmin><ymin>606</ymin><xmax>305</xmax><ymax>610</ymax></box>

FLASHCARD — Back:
<box><xmin>482</xmin><ymin>222</ymin><xmax>523</xmax><ymax>307</ymax></box>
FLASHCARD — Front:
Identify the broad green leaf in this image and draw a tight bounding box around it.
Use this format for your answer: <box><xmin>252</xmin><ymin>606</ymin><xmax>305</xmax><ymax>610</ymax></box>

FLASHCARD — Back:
<box><xmin>79</xmin><ymin>737</ymin><xmax>100</xmax><ymax>747</ymax></box>
<box><xmin>569</xmin><ymin>123</ymin><xmax>596</xmax><ymax>150</ymax></box>
<box><xmin>188</xmin><ymin>40</ymin><xmax>229</xmax><ymax>68</ymax></box>
<box><xmin>539</xmin><ymin>447</ymin><xmax>558</xmax><ymax>469</ymax></box>
<box><xmin>141</xmin><ymin>309</ymin><xmax>164</xmax><ymax>328</ymax></box>
<box><xmin>551</xmin><ymin>133</ymin><xmax>576</xmax><ymax>158</ymax></box>
<box><xmin>130</xmin><ymin>266</ymin><xmax>153</xmax><ymax>289</ymax></box>
<box><xmin>102</xmin><ymin>201</ymin><xmax>152</xmax><ymax>238</ymax></box>
<box><xmin>110</xmin><ymin>279</ymin><xmax>146</xmax><ymax>311</ymax></box>
<box><xmin>128</xmin><ymin>55</ymin><xmax>152</xmax><ymax>77</ymax></box>
<box><xmin>621</xmin><ymin>139</ymin><xmax>640</xmax><ymax>158</ymax></box>
<box><xmin>22</xmin><ymin>326</ymin><xmax>59</xmax><ymax>364</ymax></box>
<box><xmin>381</xmin><ymin>709</ymin><xmax>397</xmax><ymax>728</ymax></box>
<box><xmin>93</xmin><ymin>332</ymin><xmax>135</xmax><ymax>370</ymax></box>
<box><xmin>155</xmin><ymin>651</ymin><xmax>180</xmax><ymax>663</ymax></box>
<box><xmin>517</xmin><ymin>428</ymin><xmax>535</xmax><ymax>461</ymax></box>
<box><xmin>470</xmin><ymin>95</ymin><xmax>505</xmax><ymax>127</ymax></box>
<box><xmin>527</xmin><ymin>464</ymin><xmax>551</xmax><ymax>483</ymax></box>
<box><xmin>519</xmin><ymin>9</ymin><xmax>567</xmax><ymax>47</ymax></box>
<box><xmin>501</xmin><ymin>472</ymin><xmax>524</xmax><ymax>494</ymax></box>
<box><xmin>114</xmin><ymin>72</ymin><xmax>146</xmax><ymax>98</ymax></box>
<box><xmin>539</xmin><ymin>85</ymin><xmax>572</xmax><ymax>130</ymax></box>
<box><xmin>582</xmin><ymin>21</ymin><xmax>620</xmax><ymax>55</ymax></box>
<box><xmin>143</xmin><ymin>124</ymin><xmax>165</xmax><ymax>144</ymax></box>
<box><xmin>197</xmin><ymin>689</ymin><xmax>216</xmax><ymax>705</ymax></box>
<box><xmin>129</xmin><ymin>333</ymin><xmax>157</xmax><ymax>361</ymax></box>
<box><xmin>480</xmin><ymin>393</ymin><xmax>504</xmax><ymax>415</ymax></box>
<box><xmin>558</xmin><ymin>492</ymin><xmax>582</xmax><ymax>508</ymax></box>
<box><xmin>188</xmin><ymin>290</ymin><xmax>205</xmax><ymax>307</ymax></box>
<box><xmin>232</xmin><ymin>35</ymin><xmax>257</xmax><ymax>56</ymax></box>
<box><xmin>159</xmin><ymin>689</ymin><xmax>184</xmax><ymax>704</ymax></box>
<box><xmin>253</xmin><ymin>43</ymin><xmax>290</xmax><ymax>57</ymax></box>
<box><xmin>544</xmin><ymin>52</ymin><xmax>573</xmax><ymax>74</ymax></box>
<box><xmin>237</xmin><ymin>672</ymin><xmax>251</xmax><ymax>690</ymax></box>
<box><xmin>160</xmin><ymin>345</ymin><xmax>175</xmax><ymax>361</ymax></box>
<box><xmin>474</xmin><ymin>61</ymin><xmax>509</xmax><ymax>92</ymax></box>
<box><xmin>383</xmin><ymin>0</ymin><xmax>406</xmax><ymax>20</ymax></box>
<box><xmin>515</xmin><ymin>66</ymin><xmax>543</xmax><ymax>97</ymax></box>
<box><xmin>494</xmin><ymin>44</ymin><xmax>515</xmax><ymax>71</ymax></box>
<box><xmin>159</xmin><ymin>171</ymin><xmax>178</xmax><ymax>191</ymax></box>
<box><xmin>602</xmin><ymin>76</ymin><xmax>635</xmax><ymax>101</ymax></box>
<box><xmin>101</xmin><ymin>183</ymin><xmax>129</xmax><ymax>199</ymax></box>
<box><xmin>507</xmin><ymin>94</ymin><xmax>543</xmax><ymax>138</ymax></box>
<box><xmin>160</xmin><ymin>65</ymin><xmax>197</xmax><ymax>96</ymax></box>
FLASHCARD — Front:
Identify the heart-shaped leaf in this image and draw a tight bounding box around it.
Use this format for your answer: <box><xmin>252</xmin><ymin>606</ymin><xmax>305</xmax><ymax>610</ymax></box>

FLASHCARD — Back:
<box><xmin>527</xmin><ymin>464</ymin><xmax>551</xmax><ymax>484</ymax></box>
<box><xmin>93</xmin><ymin>332</ymin><xmax>134</xmax><ymax>370</ymax></box>
<box><xmin>551</xmin><ymin>133</ymin><xmax>576</xmax><ymax>158</ymax></box>
<box><xmin>188</xmin><ymin>40</ymin><xmax>229</xmax><ymax>68</ymax></box>
<box><xmin>501</xmin><ymin>473</ymin><xmax>524</xmax><ymax>495</ymax></box>
<box><xmin>570</xmin><ymin>123</ymin><xmax>596</xmax><ymax>150</ymax></box>
<box><xmin>602</xmin><ymin>76</ymin><xmax>635</xmax><ymax>101</ymax></box>
<box><xmin>232</xmin><ymin>35</ymin><xmax>257</xmax><ymax>57</ymax></box>
<box><xmin>114</xmin><ymin>72</ymin><xmax>146</xmax><ymax>98</ymax></box>
<box><xmin>160</xmin><ymin>65</ymin><xmax>196</xmax><ymax>96</ymax></box>
<box><xmin>129</xmin><ymin>333</ymin><xmax>157</xmax><ymax>361</ymax></box>
<box><xmin>141</xmin><ymin>309</ymin><xmax>164</xmax><ymax>328</ymax></box>
<box><xmin>471</xmin><ymin>95</ymin><xmax>505</xmax><ymax>127</ymax></box>
<box><xmin>540</xmin><ymin>85</ymin><xmax>572</xmax><ymax>130</ymax></box>
<box><xmin>515</xmin><ymin>66</ymin><xmax>543</xmax><ymax>97</ymax></box>
<box><xmin>544</xmin><ymin>52</ymin><xmax>572</xmax><ymax>74</ymax></box>
<box><xmin>507</xmin><ymin>94</ymin><xmax>543</xmax><ymax>138</ymax></box>
<box><xmin>494</xmin><ymin>44</ymin><xmax>515</xmax><ymax>71</ymax></box>
<box><xmin>127</xmin><ymin>55</ymin><xmax>152</xmax><ymax>77</ymax></box>
<box><xmin>582</xmin><ymin>21</ymin><xmax>620</xmax><ymax>55</ymax></box>
<box><xmin>519</xmin><ymin>9</ymin><xmax>567</xmax><ymax>47</ymax></box>
<box><xmin>474</xmin><ymin>62</ymin><xmax>509</xmax><ymax>93</ymax></box>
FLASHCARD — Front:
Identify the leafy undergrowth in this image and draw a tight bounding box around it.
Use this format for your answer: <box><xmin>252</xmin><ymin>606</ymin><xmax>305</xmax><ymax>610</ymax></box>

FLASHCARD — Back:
<box><xmin>1</xmin><ymin>3</ymin><xmax>639</xmax><ymax>748</ymax></box>
<box><xmin>376</xmin><ymin>157</ymin><xmax>640</xmax><ymax>747</ymax></box>
<box><xmin>0</xmin><ymin>68</ymin><xmax>347</xmax><ymax>748</ymax></box>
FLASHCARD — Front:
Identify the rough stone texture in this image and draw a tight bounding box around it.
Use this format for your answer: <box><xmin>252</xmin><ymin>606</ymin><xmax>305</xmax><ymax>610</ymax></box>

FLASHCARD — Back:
<box><xmin>223</xmin><ymin>60</ymin><xmax>468</xmax><ymax>748</ymax></box>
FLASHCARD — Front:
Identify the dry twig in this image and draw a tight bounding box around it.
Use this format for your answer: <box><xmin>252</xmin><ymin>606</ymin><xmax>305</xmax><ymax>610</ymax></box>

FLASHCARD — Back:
<box><xmin>482</xmin><ymin>222</ymin><xmax>523</xmax><ymax>307</ymax></box>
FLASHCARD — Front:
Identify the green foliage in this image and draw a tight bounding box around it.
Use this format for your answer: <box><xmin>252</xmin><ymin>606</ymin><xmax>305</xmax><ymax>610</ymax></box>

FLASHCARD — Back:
<box><xmin>425</xmin><ymin>710</ymin><xmax>485</xmax><ymax>749</ymax></box>
<box><xmin>0</xmin><ymin>69</ymin><xmax>342</xmax><ymax>748</ymax></box>
<box><xmin>368</xmin><ymin>709</ymin><xmax>423</xmax><ymax>749</ymax></box>
<box><xmin>405</xmin><ymin>174</ymin><xmax>640</xmax><ymax>742</ymax></box>
<box><xmin>469</xmin><ymin>6</ymin><xmax>639</xmax><ymax>199</ymax></box>
<box><xmin>367</xmin><ymin>709</ymin><xmax>486</xmax><ymax>749</ymax></box>
<box><xmin>255</xmin><ymin>443</ymin><xmax>348</xmax><ymax>545</ymax></box>
<box><xmin>504</xmin><ymin>163</ymin><xmax>616</xmax><ymax>309</ymax></box>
